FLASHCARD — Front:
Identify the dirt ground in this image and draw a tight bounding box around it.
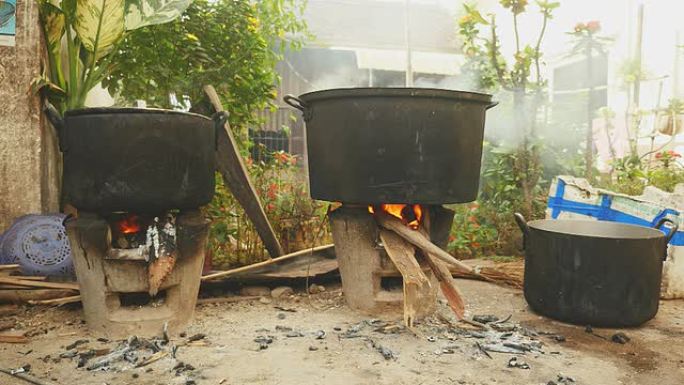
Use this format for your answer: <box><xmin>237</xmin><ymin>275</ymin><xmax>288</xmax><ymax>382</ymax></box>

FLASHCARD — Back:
<box><xmin>2</xmin><ymin>279</ymin><xmax>684</xmax><ymax>385</ymax></box>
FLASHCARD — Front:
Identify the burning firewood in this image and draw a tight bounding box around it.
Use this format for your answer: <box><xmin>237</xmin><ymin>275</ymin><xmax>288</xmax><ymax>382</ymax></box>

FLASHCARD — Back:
<box><xmin>417</xmin><ymin>210</ymin><xmax>466</xmax><ymax>320</ymax></box>
<box><xmin>379</xmin><ymin>230</ymin><xmax>434</xmax><ymax>328</ymax></box>
<box><xmin>146</xmin><ymin>215</ymin><xmax>177</xmax><ymax>296</ymax></box>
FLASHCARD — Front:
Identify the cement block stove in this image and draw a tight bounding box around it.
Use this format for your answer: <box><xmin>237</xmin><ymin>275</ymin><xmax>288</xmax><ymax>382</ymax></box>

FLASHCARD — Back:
<box><xmin>285</xmin><ymin>88</ymin><xmax>497</xmax><ymax>324</ymax></box>
<box><xmin>47</xmin><ymin>106</ymin><xmax>219</xmax><ymax>337</ymax></box>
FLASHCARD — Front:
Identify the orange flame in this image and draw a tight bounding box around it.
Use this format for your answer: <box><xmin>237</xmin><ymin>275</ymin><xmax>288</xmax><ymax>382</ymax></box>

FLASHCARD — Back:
<box><xmin>369</xmin><ymin>204</ymin><xmax>423</xmax><ymax>229</ymax></box>
<box><xmin>118</xmin><ymin>214</ymin><xmax>141</xmax><ymax>234</ymax></box>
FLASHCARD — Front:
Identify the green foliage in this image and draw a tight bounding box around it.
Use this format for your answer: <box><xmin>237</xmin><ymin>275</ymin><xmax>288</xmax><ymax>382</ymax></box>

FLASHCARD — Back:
<box><xmin>104</xmin><ymin>0</ymin><xmax>309</xmax><ymax>137</ymax></box>
<box><xmin>602</xmin><ymin>151</ymin><xmax>684</xmax><ymax>195</ymax></box>
<box><xmin>204</xmin><ymin>152</ymin><xmax>330</xmax><ymax>268</ymax></box>
<box><xmin>36</xmin><ymin>0</ymin><xmax>191</xmax><ymax>112</ymax></box>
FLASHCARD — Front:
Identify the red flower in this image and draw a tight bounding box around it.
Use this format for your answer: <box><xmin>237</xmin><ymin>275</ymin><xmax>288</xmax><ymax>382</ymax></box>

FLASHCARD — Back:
<box><xmin>267</xmin><ymin>183</ymin><xmax>278</xmax><ymax>199</ymax></box>
<box><xmin>586</xmin><ymin>20</ymin><xmax>601</xmax><ymax>33</ymax></box>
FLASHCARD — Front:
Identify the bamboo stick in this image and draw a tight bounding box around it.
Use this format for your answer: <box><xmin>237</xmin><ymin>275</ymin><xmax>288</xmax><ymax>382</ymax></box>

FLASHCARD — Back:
<box><xmin>201</xmin><ymin>244</ymin><xmax>334</xmax><ymax>281</ymax></box>
<box><xmin>28</xmin><ymin>295</ymin><xmax>81</xmax><ymax>306</ymax></box>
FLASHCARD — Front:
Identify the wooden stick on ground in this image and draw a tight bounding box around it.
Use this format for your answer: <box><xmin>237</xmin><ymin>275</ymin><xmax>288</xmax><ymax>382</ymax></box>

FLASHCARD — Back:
<box><xmin>0</xmin><ymin>368</ymin><xmax>58</xmax><ymax>385</ymax></box>
<box><xmin>201</xmin><ymin>244</ymin><xmax>334</xmax><ymax>281</ymax></box>
<box><xmin>204</xmin><ymin>84</ymin><xmax>284</xmax><ymax>258</ymax></box>
<box><xmin>0</xmin><ymin>265</ymin><xmax>20</xmax><ymax>271</ymax></box>
<box><xmin>28</xmin><ymin>295</ymin><xmax>81</xmax><ymax>306</ymax></box>
<box><xmin>379</xmin><ymin>230</ymin><xmax>434</xmax><ymax>328</ymax></box>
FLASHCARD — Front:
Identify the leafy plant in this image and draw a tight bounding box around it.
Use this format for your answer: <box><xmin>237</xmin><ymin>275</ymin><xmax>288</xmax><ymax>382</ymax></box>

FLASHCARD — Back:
<box><xmin>204</xmin><ymin>151</ymin><xmax>330</xmax><ymax>268</ymax></box>
<box><xmin>36</xmin><ymin>0</ymin><xmax>192</xmax><ymax>113</ymax></box>
<box><xmin>103</xmin><ymin>0</ymin><xmax>309</xmax><ymax>142</ymax></box>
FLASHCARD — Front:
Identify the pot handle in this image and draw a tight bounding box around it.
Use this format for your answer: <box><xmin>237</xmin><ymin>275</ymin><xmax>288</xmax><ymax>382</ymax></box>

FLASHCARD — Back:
<box><xmin>654</xmin><ymin>218</ymin><xmax>679</xmax><ymax>245</ymax></box>
<box><xmin>43</xmin><ymin>102</ymin><xmax>67</xmax><ymax>152</ymax></box>
<box><xmin>486</xmin><ymin>101</ymin><xmax>500</xmax><ymax>110</ymax></box>
<box><xmin>514</xmin><ymin>213</ymin><xmax>530</xmax><ymax>235</ymax></box>
<box><xmin>514</xmin><ymin>213</ymin><xmax>530</xmax><ymax>250</ymax></box>
<box><xmin>283</xmin><ymin>95</ymin><xmax>312</xmax><ymax>121</ymax></box>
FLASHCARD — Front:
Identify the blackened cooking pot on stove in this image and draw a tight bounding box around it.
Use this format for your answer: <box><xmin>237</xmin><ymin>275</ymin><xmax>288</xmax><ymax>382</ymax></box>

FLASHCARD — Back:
<box><xmin>45</xmin><ymin>105</ymin><xmax>220</xmax><ymax>212</ymax></box>
<box><xmin>515</xmin><ymin>214</ymin><xmax>678</xmax><ymax>327</ymax></box>
<box><xmin>284</xmin><ymin>88</ymin><xmax>498</xmax><ymax>204</ymax></box>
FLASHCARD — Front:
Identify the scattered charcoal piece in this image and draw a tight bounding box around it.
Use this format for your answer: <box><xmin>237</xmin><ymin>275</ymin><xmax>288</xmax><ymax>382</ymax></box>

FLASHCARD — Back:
<box><xmin>254</xmin><ymin>335</ymin><xmax>274</xmax><ymax>350</ymax></box>
<box><xmin>286</xmin><ymin>331</ymin><xmax>305</xmax><ymax>338</ymax></box>
<box><xmin>186</xmin><ymin>380</ymin><xmax>197</xmax><ymax>385</ymax></box>
<box><xmin>187</xmin><ymin>333</ymin><xmax>206</xmax><ymax>342</ymax></box>
<box><xmin>333</xmin><ymin>327</ymin><xmax>342</xmax><ymax>332</ymax></box>
<box><xmin>255</xmin><ymin>328</ymin><xmax>270</xmax><ymax>333</ymax></box>
<box><xmin>132</xmin><ymin>373</ymin><xmax>139</xmax><ymax>379</ymax></box>
<box><xmin>309</xmin><ymin>346</ymin><xmax>318</xmax><ymax>351</ymax></box>
<box><xmin>60</xmin><ymin>350</ymin><xmax>78</xmax><ymax>359</ymax></box>
<box><xmin>274</xmin><ymin>306</ymin><xmax>297</xmax><ymax>313</ymax></box>
<box><xmin>611</xmin><ymin>332</ymin><xmax>630</xmax><ymax>344</ymax></box>
<box><xmin>277</xmin><ymin>313</ymin><xmax>286</xmax><ymax>320</ymax></box>
<box><xmin>97</xmin><ymin>337</ymin><xmax>110</xmax><ymax>343</ymax></box>
<box><xmin>508</xmin><ymin>357</ymin><xmax>530</xmax><ymax>369</ymax></box>
<box><xmin>180</xmin><ymin>332</ymin><xmax>187</xmax><ymax>338</ymax></box>
<box><xmin>369</xmin><ymin>339</ymin><xmax>397</xmax><ymax>360</ymax></box>
<box><xmin>584</xmin><ymin>325</ymin><xmax>593</xmax><ymax>334</ymax></box>
<box><xmin>275</xmin><ymin>326</ymin><xmax>293</xmax><ymax>332</ymax></box>
<box><xmin>427</xmin><ymin>336</ymin><xmax>437</xmax><ymax>342</ymax></box>
<box><xmin>552</xmin><ymin>335</ymin><xmax>566</xmax><ymax>342</ymax></box>
<box><xmin>315</xmin><ymin>330</ymin><xmax>326</xmax><ymax>340</ymax></box>
<box><xmin>472</xmin><ymin>315</ymin><xmax>499</xmax><ymax>324</ymax></box>
<box><xmin>66</xmin><ymin>339</ymin><xmax>89</xmax><ymax>350</ymax></box>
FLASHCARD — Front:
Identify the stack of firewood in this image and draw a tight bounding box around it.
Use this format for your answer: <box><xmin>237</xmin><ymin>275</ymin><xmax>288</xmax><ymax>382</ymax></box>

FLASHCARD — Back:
<box><xmin>0</xmin><ymin>264</ymin><xmax>80</xmax><ymax>306</ymax></box>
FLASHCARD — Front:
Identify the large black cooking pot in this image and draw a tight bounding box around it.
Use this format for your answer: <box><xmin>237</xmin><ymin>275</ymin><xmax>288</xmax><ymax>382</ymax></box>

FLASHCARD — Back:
<box><xmin>515</xmin><ymin>214</ymin><xmax>678</xmax><ymax>327</ymax></box>
<box><xmin>284</xmin><ymin>88</ymin><xmax>497</xmax><ymax>204</ymax></box>
<box><xmin>45</xmin><ymin>104</ymin><xmax>221</xmax><ymax>213</ymax></box>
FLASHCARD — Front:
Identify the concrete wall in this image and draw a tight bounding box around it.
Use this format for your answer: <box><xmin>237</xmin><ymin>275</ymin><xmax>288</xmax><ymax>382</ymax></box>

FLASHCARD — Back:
<box><xmin>0</xmin><ymin>0</ymin><xmax>60</xmax><ymax>232</ymax></box>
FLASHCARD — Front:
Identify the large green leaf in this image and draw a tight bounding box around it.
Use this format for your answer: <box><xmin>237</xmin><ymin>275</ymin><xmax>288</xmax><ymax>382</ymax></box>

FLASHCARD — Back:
<box><xmin>38</xmin><ymin>1</ymin><xmax>65</xmax><ymax>53</ymax></box>
<box><xmin>124</xmin><ymin>0</ymin><xmax>192</xmax><ymax>30</ymax></box>
<box><xmin>74</xmin><ymin>0</ymin><xmax>125</xmax><ymax>56</ymax></box>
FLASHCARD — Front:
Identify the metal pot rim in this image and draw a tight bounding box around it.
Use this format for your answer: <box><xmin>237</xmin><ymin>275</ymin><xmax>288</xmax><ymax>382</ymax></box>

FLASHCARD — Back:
<box><xmin>64</xmin><ymin>107</ymin><xmax>211</xmax><ymax>121</ymax></box>
<box><xmin>527</xmin><ymin>219</ymin><xmax>666</xmax><ymax>240</ymax></box>
<box><xmin>297</xmin><ymin>87</ymin><xmax>493</xmax><ymax>104</ymax></box>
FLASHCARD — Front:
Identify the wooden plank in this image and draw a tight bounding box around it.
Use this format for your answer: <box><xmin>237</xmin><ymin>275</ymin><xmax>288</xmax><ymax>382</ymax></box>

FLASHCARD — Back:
<box><xmin>0</xmin><ymin>277</ymin><xmax>79</xmax><ymax>291</ymax></box>
<box><xmin>0</xmin><ymin>264</ymin><xmax>20</xmax><ymax>271</ymax></box>
<box><xmin>379</xmin><ymin>230</ymin><xmax>433</xmax><ymax>328</ymax></box>
<box><xmin>204</xmin><ymin>85</ymin><xmax>284</xmax><ymax>258</ymax></box>
<box><xmin>201</xmin><ymin>244</ymin><xmax>333</xmax><ymax>281</ymax></box>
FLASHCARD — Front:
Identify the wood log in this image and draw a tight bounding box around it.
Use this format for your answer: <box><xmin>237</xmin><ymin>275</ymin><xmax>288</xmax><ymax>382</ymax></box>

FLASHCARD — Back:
<box><xmin>204</xmin><ymin>85</ymin><xmax>284</xmax><ymax>258</ymax></box>
<box><xmin>0</xmin><ymin>277</ymin><xmax>79</xmax><ymax>291</ymax></box>
<box><xmin>0</xmin><ymin>320</ymin><xmax>15</xmax><ymax>332</ymax></box>
<box><xmin>0</xmin><ymin>332</ymin><xmax>27</xmax><ymax>343</ymax></box>
<box><xmin>201</xmin><ymin>244</ymin><xmax>334</xmax><ymax>281</ymax></box>
<box><xmin>196</xmin><ymin>295</ymin><xmax>260</xmax><ymax>305</ymax></box>
<box><xmin>0</xmin><ymin>264</ymin><xmax>20</xmax><ymax>271</ymax></box>
<box><xmin>379</xmin><ymin>230</ymin><xmax>433</xmax><ymax>328</ymax></box>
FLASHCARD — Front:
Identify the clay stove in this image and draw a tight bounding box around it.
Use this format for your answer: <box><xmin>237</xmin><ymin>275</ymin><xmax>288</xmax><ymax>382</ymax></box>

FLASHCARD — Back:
<box><xmin>67</xmin><ymin>211</ymin><xmax>208</xmax><ymax>337</ymax></box>
<box><xmin>330</xmin><ymin>204</ymin><xmax>456</xmax><ymax>324</ymax></box>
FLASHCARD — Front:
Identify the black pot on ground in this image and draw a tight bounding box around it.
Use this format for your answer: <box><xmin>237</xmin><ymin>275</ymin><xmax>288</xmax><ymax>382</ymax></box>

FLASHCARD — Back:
<box><xmin>45</xmin><ymin>105</ymin><xmax>220</xmax><ymax>213</ymax></box>
<box><xmin>515</xmin><ymin>214</ymin><xmax>678</xmax><ymax>327</ymax></box>
<box><xmin>284</xmin><ymin>88</ymin><xmax>498</xmax><ymax>204</ymax></box>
